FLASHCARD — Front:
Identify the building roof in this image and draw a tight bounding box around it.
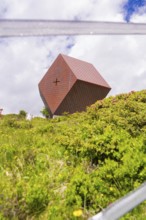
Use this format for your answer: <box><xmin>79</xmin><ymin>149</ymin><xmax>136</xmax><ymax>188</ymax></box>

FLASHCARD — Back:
<box><xmin>38</xmin><ymin>54</ymin><xmax>111</xmax><ymax>116</ymax></box>
<box><xmin>61</xmin><ymin>54</ymin><xmax>111</xmax><ymax>88</ymax></box>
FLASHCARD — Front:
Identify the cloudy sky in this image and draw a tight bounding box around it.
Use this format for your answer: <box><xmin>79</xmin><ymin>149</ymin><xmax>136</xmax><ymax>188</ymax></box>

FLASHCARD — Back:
<box><xmin>0</xmin><ymin>0</ymin><xmax>146</xmax><ymax>115</ymax></box>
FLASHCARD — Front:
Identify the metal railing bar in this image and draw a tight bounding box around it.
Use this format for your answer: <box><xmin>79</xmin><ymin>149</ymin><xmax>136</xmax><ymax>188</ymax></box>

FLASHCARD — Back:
<box><xmin>0</xmin><ymin>20</ymin><xmax>146</xmax><ymax>37</ymax></box>
<box><xmin>89</xmin><ymin>182</ymin><xmax>146</xmax><ymax>220</ymax></box>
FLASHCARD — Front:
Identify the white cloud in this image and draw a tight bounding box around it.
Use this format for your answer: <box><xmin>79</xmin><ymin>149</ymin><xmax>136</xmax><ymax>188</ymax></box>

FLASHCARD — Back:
<box><xmin>2</xmin><ymin>0</ymin><xmax>94</xmax><ymax>19</ymax></box>
<box><xmin>69</xmin><ymin>34</ymin><xmax>146</xmax><ymax>95</ymax></box>
<box><xmin>0</xmin><ymin>0</ymin><xmax>146</xmax><ymax>115</ymax></box>
<box><xmin>0</xmin><ymin>36</ymin><xmax>75</xmax><ymax>114</ymax></box>
<box><xmin>2</xmin><ymin>0</ymin><xmax>124</xmax><ymax>20</ymax></box>
<box><xmin>131</xmin><ymin>8</ymin><xmax>146</xmax><ymax>22</ymax></box>
<box><xmin>128</xmin><ymin>3</ymin><xmax>146</xmax><ymax>23</ymax></box>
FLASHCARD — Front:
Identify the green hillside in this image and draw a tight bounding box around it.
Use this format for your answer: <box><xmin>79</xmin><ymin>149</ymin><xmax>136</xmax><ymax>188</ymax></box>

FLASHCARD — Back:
<box><xmin>0</xmin><ymin>90</ymin><xmax>146</xmax><ymax>220</ymax></box>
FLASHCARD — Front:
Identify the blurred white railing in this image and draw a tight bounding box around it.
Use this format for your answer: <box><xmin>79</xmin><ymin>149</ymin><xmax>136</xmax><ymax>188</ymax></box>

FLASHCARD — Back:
<box><xmin>0</xmin><ymin>20</ymin><xmax>146</xmax><ymax>37</ymax></box>
<box><xmin>89</xmin><ymin>182</ymin><xmax>146</xmax><ymax>220</ymax></box>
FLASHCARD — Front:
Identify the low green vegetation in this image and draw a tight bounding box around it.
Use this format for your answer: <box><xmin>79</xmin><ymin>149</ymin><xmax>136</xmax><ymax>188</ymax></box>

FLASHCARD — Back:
<box><xmin>0</xmin><ymin>90</ymin><xmax>146</xmax><ymax>219</ymax></box>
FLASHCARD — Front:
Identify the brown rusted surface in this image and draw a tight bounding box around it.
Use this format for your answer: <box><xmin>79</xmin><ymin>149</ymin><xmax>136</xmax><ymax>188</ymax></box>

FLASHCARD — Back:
<box><xmin>62</xmin><ymin>54</ymin><xmax>111</xmax><ymax>88</ymax></box>
<box><xmin>55</xmin><ymin>80</ymin><xmax>110</xmax><ymax>115</ymax></box>
<box><xmin>38</xmin><ymin>54</ymin><xmax>111</xmax><ymax>116</ymax></box>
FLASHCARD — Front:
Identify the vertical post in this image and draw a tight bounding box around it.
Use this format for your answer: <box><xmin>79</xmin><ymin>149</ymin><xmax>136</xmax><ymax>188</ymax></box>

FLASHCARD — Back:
<box><xmin>0</xmin><ymin>108</ymin><xmax>3</xmax><ymax>118</ymax></box>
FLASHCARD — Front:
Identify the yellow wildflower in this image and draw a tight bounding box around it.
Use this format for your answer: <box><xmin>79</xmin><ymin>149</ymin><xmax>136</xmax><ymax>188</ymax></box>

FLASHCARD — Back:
<box><xmin>73</xmin><ymin>209</ymin><xmax>83</xmax><ymax>217</ymax></box>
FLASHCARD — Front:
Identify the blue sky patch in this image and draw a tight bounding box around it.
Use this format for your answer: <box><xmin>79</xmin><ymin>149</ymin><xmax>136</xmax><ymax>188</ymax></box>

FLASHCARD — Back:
<box><xmin>123</xmin><ymin>0</ymin><xmax>146</xmax><ymax>22</ymax></box>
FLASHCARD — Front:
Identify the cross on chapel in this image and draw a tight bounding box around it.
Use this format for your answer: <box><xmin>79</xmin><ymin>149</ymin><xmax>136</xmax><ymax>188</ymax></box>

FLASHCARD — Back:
<box><xmin>53</xmin><ymin>78</ymin><xmax>60</xmax><ymax>86</ymax></box>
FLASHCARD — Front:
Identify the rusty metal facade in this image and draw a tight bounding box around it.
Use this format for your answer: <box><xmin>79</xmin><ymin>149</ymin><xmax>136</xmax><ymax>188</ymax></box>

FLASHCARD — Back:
<box><xmin>38</xmin><ymin>54</ymin><xmax>111</xmax><ymax>116</ymax></box>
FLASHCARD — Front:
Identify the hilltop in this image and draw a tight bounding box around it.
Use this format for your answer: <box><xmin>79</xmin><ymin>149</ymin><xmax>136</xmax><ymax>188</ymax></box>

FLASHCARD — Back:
<box><xmin>0</xmin><ymin>90</ymin><xmax>146</xmax><ymax>219</ymax></box>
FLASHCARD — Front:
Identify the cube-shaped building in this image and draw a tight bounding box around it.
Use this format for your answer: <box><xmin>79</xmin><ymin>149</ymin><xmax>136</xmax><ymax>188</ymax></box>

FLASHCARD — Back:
<box><xmin>38</xmin><ymin>54</ymin><xmax>111</xmax><ymax>117</ymax></box>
